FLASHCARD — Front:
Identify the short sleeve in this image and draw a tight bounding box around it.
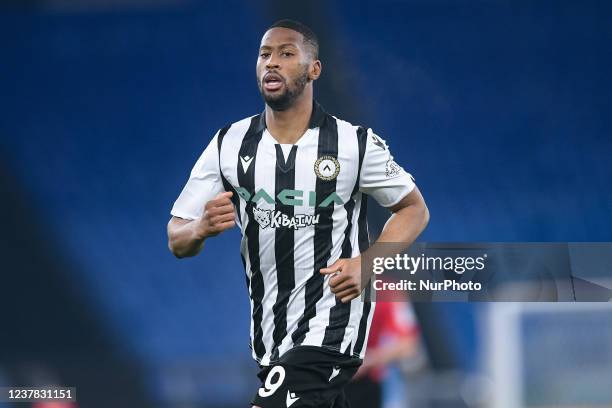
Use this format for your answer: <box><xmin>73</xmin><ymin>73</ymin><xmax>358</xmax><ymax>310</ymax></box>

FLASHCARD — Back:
<box><xmin>359</xmin><ymin>129</ymin><xmax>416</xmax><ymax>207</ymax></box>
<box><xmin>170</xmin><ymin>131</ymin><xmax>225</xmax><ymax>220</ymax></box>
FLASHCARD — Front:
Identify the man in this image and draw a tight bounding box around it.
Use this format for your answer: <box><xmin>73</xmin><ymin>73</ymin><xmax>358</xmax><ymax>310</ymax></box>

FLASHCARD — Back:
<box><xmin>167</xmin><ymin>19</ymin><xmax>429</xmax><ymax>408</ymax></box>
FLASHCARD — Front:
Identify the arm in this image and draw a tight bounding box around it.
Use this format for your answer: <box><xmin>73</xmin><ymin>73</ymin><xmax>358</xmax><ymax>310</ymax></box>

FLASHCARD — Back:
<box><xmin>320</xmin><ymin>128</ymin><xmax>429</xmax><ymax>303</ymax></box>
<box><xmin>321</xmin><ymin>187</ymin><xmax>429</xmax><ymax>302</ymax></box>
<box><xmin>374</xmin><ymin>185</ymin><xmax>429</xmax><ymax>245</ymax></box>
<box><xmin>167</xmin><ymin>191</ymin><xmax>236</xmax><ymax>258</ymax></box>
<box><xmin>168</xmin><ymin>130</ymin><xmax>234</xmax><ymax>258</ymax></box>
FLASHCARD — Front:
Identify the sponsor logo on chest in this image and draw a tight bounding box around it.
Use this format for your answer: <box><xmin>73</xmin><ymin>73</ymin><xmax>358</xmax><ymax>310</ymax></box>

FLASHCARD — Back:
<box><xmin>235</xmin><ymin>187</ymin><xmax>344</xmax><ymax>208</ymax></box>
<box><xmin>253</xmin><ymin>207</ymin><xmax>320</xmax><ymax>230</ymax></box>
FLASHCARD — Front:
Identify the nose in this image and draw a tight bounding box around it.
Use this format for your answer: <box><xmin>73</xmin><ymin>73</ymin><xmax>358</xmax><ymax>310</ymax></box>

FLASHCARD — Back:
<box><xmin>266</xmin><ymin>55</ymin><xmax>280</xmax><ymax>70</ymax></box>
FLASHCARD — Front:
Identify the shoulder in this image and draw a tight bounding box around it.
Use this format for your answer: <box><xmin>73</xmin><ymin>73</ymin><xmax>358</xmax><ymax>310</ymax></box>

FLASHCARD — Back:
<box><xmin>218</xmin><ymin>114</ymin><xmax>260</xmax><ymax>140</ymax></box>
<box><xmin>326</xmin><ymin>115</ymin><xmax>370</xmax><ymax>141</ymax></box>
<box><xmin>326</xmin><ymin>115</ymin><xmax>371</xmax><ymax>152</ymax></box>
<box><xmin>330</xmin><ymin>115</ymin><xmax>393</xmax><ymax>155</ymax></box>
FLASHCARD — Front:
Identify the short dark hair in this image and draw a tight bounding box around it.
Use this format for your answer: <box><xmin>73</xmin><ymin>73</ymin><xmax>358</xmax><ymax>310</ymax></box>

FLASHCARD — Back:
<box><xmin>269</xmin><ymin>19</ymin><xmax>319</xmax><ymax>59</ymax></box>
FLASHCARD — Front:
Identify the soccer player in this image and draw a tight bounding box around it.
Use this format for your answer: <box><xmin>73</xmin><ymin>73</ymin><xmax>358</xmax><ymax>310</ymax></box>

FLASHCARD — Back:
<box><xmin>167</xmin><ymin>19</ymin><xmax>429</xmax><ymax>408</ymax></box>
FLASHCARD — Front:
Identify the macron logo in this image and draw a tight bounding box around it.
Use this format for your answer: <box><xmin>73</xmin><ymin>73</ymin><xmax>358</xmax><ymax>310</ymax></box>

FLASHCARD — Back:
<box><xmin>240</xmin><ymin>155</ymin><xmax>254</xmax><ymax>173</ymax></box>
<box><xmin>371</xmin><ymin>134</ymin><xmax>386</xmax><ymax>150</ymax></box>
<box><xmin>286</xmin><ymin>390</ymin><xmax>300</xmax><ymax>407</ymax></box>
<box><xmin>328</xmin><ymin>366</ymin><xmax>341</xmax><ymax>382</ymax></box>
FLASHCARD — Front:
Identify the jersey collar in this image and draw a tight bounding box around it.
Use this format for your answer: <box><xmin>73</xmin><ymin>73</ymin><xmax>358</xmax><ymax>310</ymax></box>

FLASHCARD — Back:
<box><xmin>255</xmin><ymin>100</ymin><xmax>327</xmax><ymax>133</ymax></box>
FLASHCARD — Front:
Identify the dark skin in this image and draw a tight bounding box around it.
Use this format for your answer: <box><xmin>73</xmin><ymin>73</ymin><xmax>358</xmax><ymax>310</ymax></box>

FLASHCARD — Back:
<box><xmin>256</xmin><ymin>27</ymin><xmax>321</xmax><ymax>144</ymax></box>
<box><xmin>321</xmin><ymin>188</ymin><xmax>429</xmax><ymax>303</ymax></box>
<box><xmin>167</xmin><ymin>28</ymin><xmax>322</xmax><ymax>258</ymax></box>
<box><xmin>167</xmin><ymin>191</ymin><xmax>235</xmax><ymax>259</ymax></box>
<box><xmin>168</xmin><ymin>32</ymin><xmax>429</xmax><ymax>406</ymax></box>
<box><xmin>168</xmin><ymin>26</ymin><xmax>429</xmax><ymax>292</ymax></box>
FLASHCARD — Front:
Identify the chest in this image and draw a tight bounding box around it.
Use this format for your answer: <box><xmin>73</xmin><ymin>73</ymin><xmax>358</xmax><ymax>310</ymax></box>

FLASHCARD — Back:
<box><xmin>220</xmin><ymin>133</ymin><xmax>360</xmax><ymax>212</ymax></box>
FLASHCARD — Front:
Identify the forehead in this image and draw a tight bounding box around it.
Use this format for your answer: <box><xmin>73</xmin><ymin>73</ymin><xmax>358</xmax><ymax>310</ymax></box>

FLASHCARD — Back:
<box><xmin>260</xmin><ymin>27</ymin><xmax>304</xmax><ymax>48</ymax></box>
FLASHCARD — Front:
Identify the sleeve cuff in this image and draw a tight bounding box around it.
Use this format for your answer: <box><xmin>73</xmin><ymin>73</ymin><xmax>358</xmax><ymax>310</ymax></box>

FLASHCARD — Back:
<box><xmin>381</xmin><ymin>181</ymin><xmax>416</xmax><ymax>208</ymax></box>
<box><xmin>170</xmin><ymin>209</ymin><xmax>199</xmax><ymax>221</ymax></box>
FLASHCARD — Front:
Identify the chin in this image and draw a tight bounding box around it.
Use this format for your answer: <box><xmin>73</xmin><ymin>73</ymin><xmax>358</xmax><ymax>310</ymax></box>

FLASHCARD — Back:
<box><xmin>264</xmin><ymin>87</ymin><xmax>286</xmax><ymax>97</ymax></box>
<box><xmin>266</xmin><ymin>102</ymin><xmax>291</xmax><ymax>112</ymax></box>
<box><xmin>263</xmin><ymin>94</ymin><xmax>292</xmax><ymax>111</ymax></box>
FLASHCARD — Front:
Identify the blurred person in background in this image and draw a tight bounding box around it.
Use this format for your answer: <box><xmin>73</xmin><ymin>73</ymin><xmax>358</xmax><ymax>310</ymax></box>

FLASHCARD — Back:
<box><xmin>167</xmin><ymin>18</ymin><xmax>428</xmax><ymax>408</ymax></box>
<box><xmin>346</xmin><ymin>301</ymin><xmax>420</xmax><ymax>408</ymax></box>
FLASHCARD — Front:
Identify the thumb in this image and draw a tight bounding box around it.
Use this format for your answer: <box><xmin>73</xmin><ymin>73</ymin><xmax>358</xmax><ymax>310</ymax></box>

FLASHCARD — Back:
<box><xmin>216</xmin><ymin>191</ymin><xmax>233</xmax><ymax>199</ymax></box>
<box><xmin>320</xmin><ymin>259</ymin><xmax>344</xmax><ymax>274</ymax></box>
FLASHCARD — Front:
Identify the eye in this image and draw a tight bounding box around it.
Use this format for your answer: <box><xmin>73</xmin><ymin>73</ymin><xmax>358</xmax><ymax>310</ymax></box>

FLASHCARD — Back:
<box><xmin>260</xmin><ymin>52</ymin><xmax>271</xmax><ymax>58</ymax></box>
<box><xmin>281</xmin><ymin>52</ymin><xmax>294</xmax><ymax>57</ymax></box>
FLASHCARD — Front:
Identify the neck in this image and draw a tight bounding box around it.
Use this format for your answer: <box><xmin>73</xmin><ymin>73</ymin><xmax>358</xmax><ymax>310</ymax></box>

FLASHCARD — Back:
<box><xmin>265</xmin><ymin>89</ymin><xmax>313</xmax><ymax>144</ymax></box>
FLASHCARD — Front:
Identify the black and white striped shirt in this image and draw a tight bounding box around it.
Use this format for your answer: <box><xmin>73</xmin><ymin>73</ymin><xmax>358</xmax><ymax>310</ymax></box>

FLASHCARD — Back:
<box><xmin>171</xmin><ymin>101</ymin><xmax>415</xmax><ymax>365</ymax></box>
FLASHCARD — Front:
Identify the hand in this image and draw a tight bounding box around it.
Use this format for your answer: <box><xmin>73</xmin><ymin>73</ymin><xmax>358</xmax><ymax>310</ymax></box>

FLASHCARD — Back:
<box><xmin>197</xmin><ymin>191</ymin><xmax>236</xmax><ymax>238</ymax></box>
<box><xmin>320</xmin><ymin>256</ymin><xmax>364</xmax><ymax>303</ymax></box>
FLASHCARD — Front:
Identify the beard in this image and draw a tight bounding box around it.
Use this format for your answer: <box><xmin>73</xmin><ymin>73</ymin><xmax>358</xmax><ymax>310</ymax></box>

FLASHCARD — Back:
<box><xmin>258</xmin><ymin>66</ymin><xmax>310</xmax><ymax>111</ymax></box>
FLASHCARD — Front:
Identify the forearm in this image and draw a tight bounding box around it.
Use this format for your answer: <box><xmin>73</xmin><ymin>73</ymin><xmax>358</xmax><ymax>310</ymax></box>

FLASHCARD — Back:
<box><xmin>320</xmin><ymin>188</ymin><xmax>429</xmax><ymax>303</ymax></box>
<box><xmin>378</xmin><ymin>201</ymin><xmax>429</xmax><ymax>245</ymax></box>
<box><xmin>366</xmin><ymin>198</ymin><xmax>429</xmax><ymax>259</ymax></box>
<box><xmin>167</xmin><ymin>219</ymin><xmax>206</xmax><ymax>258</ymax></box>
<box><xmin>355</xmin><ymin>187</ymin><xmax>430</xmax><ymax>289</ymax></box>
<box><xmin>168</xmin><ymin>192</ymin><xmax>236</xmax><ymax>259</ymax></box>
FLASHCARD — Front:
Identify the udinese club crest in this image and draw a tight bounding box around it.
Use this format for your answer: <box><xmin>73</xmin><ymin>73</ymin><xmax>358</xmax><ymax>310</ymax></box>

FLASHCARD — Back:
<box><xmin>314</xmin><ymin>156</ymin><xmax>340</xmax><ymax>181</ymax></box>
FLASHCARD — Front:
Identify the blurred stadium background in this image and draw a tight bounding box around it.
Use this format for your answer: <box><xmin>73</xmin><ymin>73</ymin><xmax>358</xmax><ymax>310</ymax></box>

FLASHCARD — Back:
<box><xmin>1</xmin><ymin>0</ymin><xmax>611</xmax><ymax>407</ymax></box>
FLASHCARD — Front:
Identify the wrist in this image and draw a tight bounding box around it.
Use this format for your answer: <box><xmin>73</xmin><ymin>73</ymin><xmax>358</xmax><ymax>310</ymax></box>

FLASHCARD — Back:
<box><xmin>193</xmin><ymin>217</ymin><xmax>210</xmax><ymax>240</ymax></box>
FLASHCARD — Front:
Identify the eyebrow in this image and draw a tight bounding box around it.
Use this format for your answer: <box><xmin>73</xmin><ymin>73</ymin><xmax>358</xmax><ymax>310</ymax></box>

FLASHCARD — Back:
<box><xmin>259</xmin><ymin>43</ymin><xmax>299</xmax><ymax>50</ymax></box>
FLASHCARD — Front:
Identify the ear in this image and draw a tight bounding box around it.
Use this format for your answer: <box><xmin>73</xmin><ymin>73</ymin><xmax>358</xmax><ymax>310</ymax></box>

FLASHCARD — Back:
<box><xmin>309</xmin><ymin>60</ymin><xmax>322</xmax><ymax>81</ymax></box>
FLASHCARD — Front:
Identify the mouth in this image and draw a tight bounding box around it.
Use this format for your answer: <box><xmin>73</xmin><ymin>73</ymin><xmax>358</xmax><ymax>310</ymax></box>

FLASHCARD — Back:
<box><xmin>263</xmin><ymin>72</ymin><xmax>284</xmax><ymax>92</ymax></box>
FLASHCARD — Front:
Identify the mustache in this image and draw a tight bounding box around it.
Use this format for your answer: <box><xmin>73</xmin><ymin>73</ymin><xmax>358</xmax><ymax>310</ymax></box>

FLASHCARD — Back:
<box><xmin>262</xmin><ymin>71</ymin><xmax>286</xmax><ymax>82</ymax></box>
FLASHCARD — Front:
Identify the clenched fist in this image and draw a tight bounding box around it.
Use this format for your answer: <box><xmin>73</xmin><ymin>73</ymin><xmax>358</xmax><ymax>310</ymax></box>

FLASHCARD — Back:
<box><xmin>197</xmin><ymin>191</ymin><xmax>237</xmax><ymax>238</ymax></box>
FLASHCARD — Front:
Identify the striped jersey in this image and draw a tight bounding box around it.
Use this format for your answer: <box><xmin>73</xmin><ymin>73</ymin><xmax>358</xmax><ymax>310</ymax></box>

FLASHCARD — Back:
<box><xmin>171</xmin><ymin>101</ymin><xmax>415</xmax><ymax>366</ymax></box>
